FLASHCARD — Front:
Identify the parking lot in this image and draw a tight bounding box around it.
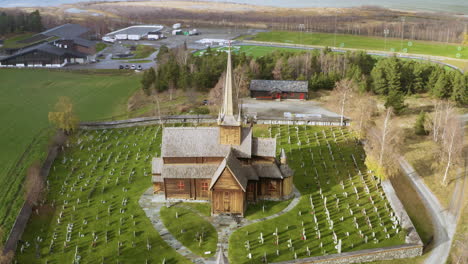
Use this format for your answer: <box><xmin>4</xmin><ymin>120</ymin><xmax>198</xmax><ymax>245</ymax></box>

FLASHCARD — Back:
<box><xmin>67</xmin><ymin>27</ymin><xmax>257</xmax><ymax>70</ymax></box>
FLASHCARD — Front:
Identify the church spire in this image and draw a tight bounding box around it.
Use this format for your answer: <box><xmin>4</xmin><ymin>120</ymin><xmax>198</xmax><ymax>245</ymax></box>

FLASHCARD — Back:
<box><xmin>218</xmin><ymin>43</ymin><xmax>241</xmax><ymax>126</ymax></box>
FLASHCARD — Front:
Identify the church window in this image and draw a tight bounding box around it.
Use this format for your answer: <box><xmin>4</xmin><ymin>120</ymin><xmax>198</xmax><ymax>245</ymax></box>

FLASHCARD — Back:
<box><xmin>201</xmin><ymin>182</ymin><xmax>209</xmax><ymax>191</ymax></box>
<box><xmin>177</xmin><ymin>181</ymin><xmax>185</xmax><ymax>190</ymax></box>
<box><xmin>268</xmin><ymin>180</ymin><xmax>277</xmax><ymax>191</ymax></box>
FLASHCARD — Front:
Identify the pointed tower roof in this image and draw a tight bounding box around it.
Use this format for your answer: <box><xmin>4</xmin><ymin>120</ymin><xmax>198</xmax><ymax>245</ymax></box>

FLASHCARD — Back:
<box><xmin>218</xmin><ymin>44</ymin><xmax>241</xmax><ymax>126</ymax></box>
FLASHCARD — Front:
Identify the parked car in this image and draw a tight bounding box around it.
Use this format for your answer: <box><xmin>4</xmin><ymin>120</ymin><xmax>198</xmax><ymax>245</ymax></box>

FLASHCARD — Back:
<box><xmin>131</xmin><ymin>65</ymin><xmax>136</xmax><ymax>70</ymax></box>
<box><xmin>137</xmin><ymin>65</ymin><xmax>143</xmax><ymax>70</ymax></box>
<box><xmin>202</xmin><ymin>99</ymin><xmax>208</xmax><ymax>105</ymax></box>
<box><xmin>125</xmin><ymin>65</ymin><xmax>130</xmax><ymax>69</ymax></box>
<box><xmin>119</xmin><ymin>65</ymin><xmax>124</xmax><ymax>70</ymax></box>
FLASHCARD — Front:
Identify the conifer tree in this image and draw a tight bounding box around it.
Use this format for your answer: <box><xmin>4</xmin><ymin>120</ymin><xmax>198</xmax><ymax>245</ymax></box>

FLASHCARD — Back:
<box><xmin>451</xmin><ymin>72</ymin><xmax>468</xmax><ymax>106</ymax></box>
<box><xmin>414</xmin><ymin>111</ymin><xmax>428</xmax><ymax>135</ymax></box>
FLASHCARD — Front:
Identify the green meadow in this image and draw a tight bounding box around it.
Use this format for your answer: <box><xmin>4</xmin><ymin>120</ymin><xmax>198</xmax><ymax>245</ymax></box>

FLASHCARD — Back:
<box><xmin>0</xmin><ymin>69</ymin><xmax>140</xmax><ymax>241</ymax></box>
<box><xmin>251</xmin><ymin>31</ymin><xmax>468</xmax><ymax>59</ymax></box>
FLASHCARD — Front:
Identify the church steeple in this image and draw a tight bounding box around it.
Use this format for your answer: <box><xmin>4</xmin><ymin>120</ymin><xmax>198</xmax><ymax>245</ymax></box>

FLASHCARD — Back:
<box><xmin>218</xmin><ymin>44</ymin><xmax>241</xmax><ymax>127</ymax></box>
<box><xmin>218</xmin><ymin>43</ymin><xmax>242</xmax><ymax>146</ymax></box>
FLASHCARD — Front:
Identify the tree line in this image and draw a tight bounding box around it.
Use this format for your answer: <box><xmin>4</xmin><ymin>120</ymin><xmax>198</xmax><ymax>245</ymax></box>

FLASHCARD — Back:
<box><xmin>0</xmin><ymin>10</ymin><xmax>43</xmax><ymax>35</ymax></box>
<box><xmin>142</xmin><ymin>46</ymin><xmax>467</xmax><ymax>112</ymax></box>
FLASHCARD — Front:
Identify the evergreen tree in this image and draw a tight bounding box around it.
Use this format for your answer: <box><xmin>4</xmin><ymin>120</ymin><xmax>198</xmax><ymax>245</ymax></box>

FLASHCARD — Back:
<box><xmin>414</xmin><ymin>111</ymin><xmax>428</xmax><ymax>135</ymax></box>
<box><xmin>432</xmin><ymin>72</ymin><xmax>452</xmax><ymax>99</ymax></box>
<box><xmin>384</xmin><ymin>89</ymin><xmax>406</xmax><ymax>115</ymax></box>
<box><xmin>370</xmin><ymin>61</ymin><xmax>387</xmax><ymax>95</ymax></box>
<box><xmin>141</xmin><ymin>68</ymin><xmax>156</xmax><ymax>95</ymax></box>
<box><xmin>451</xmin><ymin>72</ymin><xmax>468</xmax><ymax>106</ymax></box>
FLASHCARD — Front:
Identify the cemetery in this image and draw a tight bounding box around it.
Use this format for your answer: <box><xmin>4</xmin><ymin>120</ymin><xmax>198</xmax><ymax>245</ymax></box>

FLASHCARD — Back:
<box><xmin>13</xmin><ymin>121</ymin><xmax>418</xmax><ymax>263</ymax></box>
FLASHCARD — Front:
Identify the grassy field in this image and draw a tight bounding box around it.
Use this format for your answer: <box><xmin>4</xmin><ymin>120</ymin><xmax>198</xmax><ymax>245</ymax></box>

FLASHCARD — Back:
<box><xmin>228</xmin><ymin>125</ymin><xmax>407</xmax><ymax>263</ymax></box>
<box><xmin>15</xmin><ymin>126</ymin><xmax>190</xmax><ymax>263</ymax></box>
<box><xmin>249</xmin><ymin>31</ymin><xmax>468</xmax><ymax>59</ymax></box>
<box><xmin>194</xmin><ymin>45</ymin><xmax>305</xmax><ymax>58</ymax></box>
<box><xmin>0</xmin><ymin>69</ymin><xmax>141</xmax><ymax>241</ymax></box>
<box><xmin>160</xmin><ymin>206</ymin><xmax>217</xmax><ymax>257</ymax></box>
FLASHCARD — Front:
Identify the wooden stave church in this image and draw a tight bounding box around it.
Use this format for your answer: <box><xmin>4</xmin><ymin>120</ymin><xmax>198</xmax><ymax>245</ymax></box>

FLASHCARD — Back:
<box><xmin>151</xmin><ymin>47</ymin><xmax>294</xmax><ymax>216</ymax></box>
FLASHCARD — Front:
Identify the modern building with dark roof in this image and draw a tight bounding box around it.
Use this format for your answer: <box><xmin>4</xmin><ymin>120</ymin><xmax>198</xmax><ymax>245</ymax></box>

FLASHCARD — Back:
<box><xmin>0</xmin><ymin>24</ymin><xmax>95</xmax><ymax>67</ymax></box>
<box><xmin>152</xmin><ymin>47</ymin><xmax>294</xmax><ymax>216</ymax></box>
<box><xmin>250</xmin><ymin>80</ymin><xmax>309</xmax><ymax>100</ymax></box>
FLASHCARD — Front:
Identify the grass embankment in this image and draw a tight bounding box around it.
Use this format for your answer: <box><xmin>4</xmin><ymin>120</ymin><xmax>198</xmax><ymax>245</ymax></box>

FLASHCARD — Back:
<box><xmin>160</xmin><ymin>206</ymin><xmax>217</xmax><ymax>257</ymax></box>
<box><xmin>245</xmin><ymin>199</ymin><xmax>293</xmax><ymax>221</ymax></box>
<box><xmin>16</xmin><ymin>126</ymin><xmax>190</xmax><ymax>263</ymax></box>
<box><xmin>229</xmin><ymin>125</ymin><xmax>406</xmax><ymax>263</ymax></box>
<box><xmin>95</xmin><ymin>42</ymin><xmax>108</xmax><ymax>53</ymax></box>
<box><xmin>250</xmin><ymin>31</ymin><xmax>468</xmax><ymax>59</ymax></box>
<box><xmin>0</xmin><ymin>69</ymin><xmax>140</xmax><ymax>241</ymax></box>
<box><xmin>114</xmin><ymin>45</ymin><xmax>156</xmax><ymax>60</ymax></box>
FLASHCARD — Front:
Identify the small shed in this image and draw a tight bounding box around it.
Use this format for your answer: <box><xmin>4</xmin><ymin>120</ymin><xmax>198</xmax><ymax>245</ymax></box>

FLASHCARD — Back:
<box><xmin>250</xmin><ymin>80</ymin><xmax>309</xmax><ymax>100</ymax></box>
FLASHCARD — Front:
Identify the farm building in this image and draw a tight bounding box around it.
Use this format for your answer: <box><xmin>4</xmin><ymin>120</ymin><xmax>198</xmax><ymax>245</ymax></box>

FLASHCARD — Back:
<box><xmin>147</xmin><ymin>31</ymin><xmax>165</xmax><ymax>40</ymax></box>
<box><xmin>0</xmin><ymin>23</ymin><xmax>95</xmax><ymax>67</ymax></box>
<box><xmin>250</xmin><ymin>80</ymin><xmax>309</xmax><ymax>100</ymax></box>
<box><xmin>103</xmin><ymin>25</ymin><xmax>164</xmax><ymax>41</ymax></box>
<box><xmin>152</xmin><ymin>47</ymin><xmax>294</xmax><ymax>216</ymax></box>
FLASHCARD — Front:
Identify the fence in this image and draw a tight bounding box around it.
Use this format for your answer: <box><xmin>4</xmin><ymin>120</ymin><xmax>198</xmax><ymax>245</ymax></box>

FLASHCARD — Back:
<box><xmin>80</xmin><ymin>114</ymin><xmax>349</xmax><ymax>129</ymax></box>
<box><xmin>2</xmin><ymin>136</ymin><xmax>61</xmax><ymax>255</ymax></box>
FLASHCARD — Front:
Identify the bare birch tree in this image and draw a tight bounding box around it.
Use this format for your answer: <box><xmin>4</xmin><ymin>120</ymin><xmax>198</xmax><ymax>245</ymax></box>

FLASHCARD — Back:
<box><xmin>349</xmin><ymin>95</ymin><xmax>377</xmax><ymax>138</ymax></box>
<box><xmin>440</xmin><ymin>115</ymin><xmax>463</xmax><ymax>185</ymax></box>
<box><xmin>365</xmin><ymin>107</ymin><xmax>402</xmax><ymax>178</ymax></box>
<box><xmin>332</xmin><ymin>79</ymin><xmax>356</xmax><ymax>126</ymax></box>
<box><xmin>428</xmin><ymin>100</ymin><xmax>454</xmax><ymax>143</ymax></box>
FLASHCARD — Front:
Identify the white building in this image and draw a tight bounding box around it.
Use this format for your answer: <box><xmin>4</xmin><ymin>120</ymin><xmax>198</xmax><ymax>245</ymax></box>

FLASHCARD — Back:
<box><xmin>103</xmin><ymin>25</ymin><xmax>164</xmax><ymax>41</ymax></box>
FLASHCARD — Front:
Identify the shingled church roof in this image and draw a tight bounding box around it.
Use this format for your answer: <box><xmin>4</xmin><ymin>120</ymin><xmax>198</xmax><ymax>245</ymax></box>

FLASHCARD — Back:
<box><xmin>161</xmin><ymin>127</ymin><xmax>252</xmax><ymax>158</ymax></box>
<box><xmin>210</xmin><ymin>150</ymin><xmax>249</xmax><ymax>191</ymax></box>
<box><xmin>250</xmin><ymin>80</ymin><xmax>308</xmax><ymax>93</ymax></box>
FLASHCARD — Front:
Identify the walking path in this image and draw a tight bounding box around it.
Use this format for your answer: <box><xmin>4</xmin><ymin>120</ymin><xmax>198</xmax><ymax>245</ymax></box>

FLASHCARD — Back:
<box><xmin>399</xmin><ymin>158</ymin><xmax>459</xmax><ymax>264</ymax></box>
<box><xmin>139</xmin><ymin>186</ymin><xmax>301</xmax><ymax>263</ymax></box>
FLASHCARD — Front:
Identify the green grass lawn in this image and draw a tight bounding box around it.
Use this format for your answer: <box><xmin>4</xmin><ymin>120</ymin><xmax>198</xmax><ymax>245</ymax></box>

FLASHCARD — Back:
<box><xmin>15</xmin><ymin>126</ymin><xmax>190</xmax><ymax>263</ymax></box>
<box><xmin>95</xmin><ymin>43</ymin><xmax>108</xmax><ymax>53</ymax></box>
<box><xmin>194</xmin><ymin>45</ymin><xmax>305</xmax><ymax>58</ymax></box>
<box><xmin>229</xmin><ymin>125</ymin><xmax>406</xmax><ymax>263</ymax></box>
<box><xmin>160</xmin><ymin>206</ymin><xmax>217</xmax><ymax>257</ymax></box>
<box><xmin>249</xmin><ymin>31</ymin><xmax>468</xmax><ymax>59</ymax></box>
<box><xmin>0</xmin><ymin>69</ymin><xmax>141</xmax><ymax>241</ymax></box>
<box><xmin>178</xmin><ymin>203</ymin><xmax>211</xmax><ymax>217</ymax></box>
<box><xmin>245</xmin><ymin>199</ymin><xmax>293</xmax><ymax>221</ymax></box>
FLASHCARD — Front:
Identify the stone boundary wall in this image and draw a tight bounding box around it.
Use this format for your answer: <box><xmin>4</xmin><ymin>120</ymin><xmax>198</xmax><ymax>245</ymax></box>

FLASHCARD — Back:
<box><xmin>381</xmin><ymin>180</ymin><xmax>423</xmax><ymax>245</ymax></box>
<box><xmin>80</xmin><ymin>115</ymin><xmax>349</xmax><ymax>129</ymax></box>
<box><xmin>2</xmin><ymin>144</ymin><xmax>60</xmax><ymax>255</ymax></box>
<box><xmin>272</xmin><ymin>244</ymin><xmax>422</xmax><ymax>264</ymax></box>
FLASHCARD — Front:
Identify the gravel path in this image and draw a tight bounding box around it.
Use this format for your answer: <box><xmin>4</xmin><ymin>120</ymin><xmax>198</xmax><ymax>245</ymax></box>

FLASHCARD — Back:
<box><xmin>399</xmin><ymin>158</ymin><xmax>457</xmax><ymax>264</ymax></box>
<box><xmin>139</xmin><ymin>186</ymin><xmax>301</xmax><ymax>263</ymax></box>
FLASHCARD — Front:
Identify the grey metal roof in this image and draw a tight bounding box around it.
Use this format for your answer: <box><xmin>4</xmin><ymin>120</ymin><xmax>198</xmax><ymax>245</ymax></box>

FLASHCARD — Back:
<box><xmin>161</xmin><ymin>127</ymin><xmax>252</xmax><ymax>158</ymax></box>
<box><xmin>210</xmin><ymin>150</ymin><xmax>248</xmax><ymax>191</ymax></box>
<box><xmin>70</xmin><ymin>37</ymin><xmax>95</xmax><ymax>48</ymax></box>
<box><xmin>42</xmin><ymin>24</ymin><xmax>89</xmax><ymax>39</ymax></box>
<box><xmin>252</xmin><ymin>137</ymin><xmax>276</xmax><ymax>157</ymax></box>
<box><xmin>252</xmin><ymin>163</ymin><xmax>284</xmax><ymax>179</ymax></box>
<box><xmin>152</xmin><ymin>158</ymin><xmax>163</xmax><ymax>174</ymax></box>
<box><xmin>105</xmin><ymin>25</ymin><xmax>163</xmax><ymax>37</ymax></box>
<box><xmin>162</xmin><ymin>164</ymin><xmax>219</xmax><ymax>179</ymax></box>
<box><xmin>250</xmin><ymin>80</ymin><xmax>308</xmax><ymax>93</ymax></box>
<box><xmin>0</xmin><ymin>42</ymin><xmax>87</xmax><ymax>62</ymax></box>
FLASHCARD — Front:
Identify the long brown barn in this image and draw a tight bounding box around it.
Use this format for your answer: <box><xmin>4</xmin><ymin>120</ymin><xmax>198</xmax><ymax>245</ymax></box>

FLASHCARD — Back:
<box><xmin>152</xmin><ymin>48</ymin><xmax>294</xmax><ymax>216</ymax></box>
